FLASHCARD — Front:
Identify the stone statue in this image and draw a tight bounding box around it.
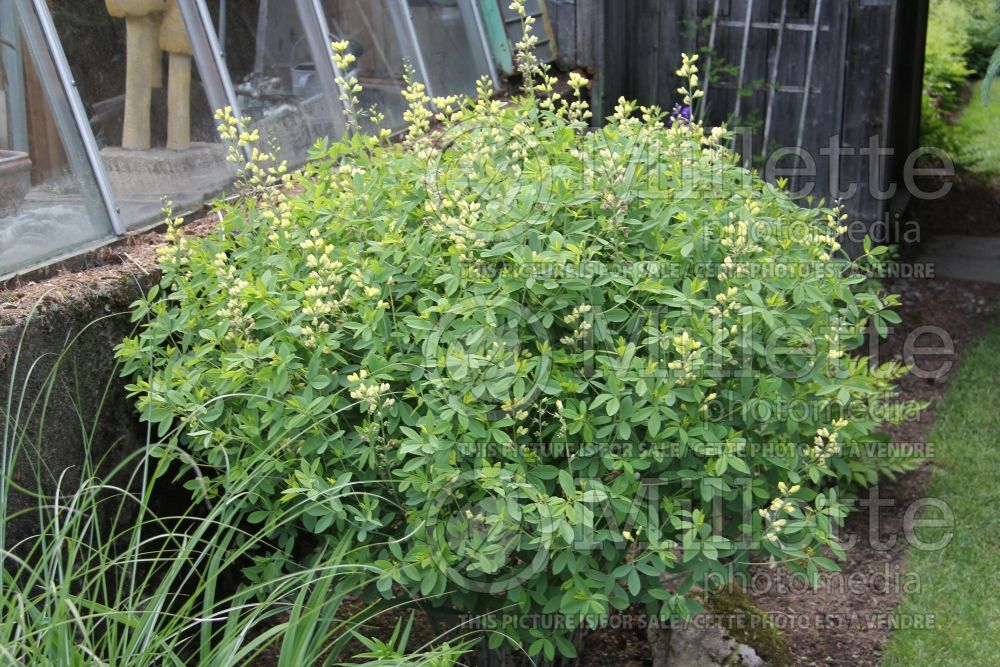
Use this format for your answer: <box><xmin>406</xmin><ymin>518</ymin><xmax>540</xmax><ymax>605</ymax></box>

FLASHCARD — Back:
<box><xmin>159</xmin><ymin>1</ymin><xmax>194</xmax><ymax>150</ymax></box>
<box><xmin>105</xmin><ymin>0</ymin><xmax>193</xmax><ymax>151</ymax></box>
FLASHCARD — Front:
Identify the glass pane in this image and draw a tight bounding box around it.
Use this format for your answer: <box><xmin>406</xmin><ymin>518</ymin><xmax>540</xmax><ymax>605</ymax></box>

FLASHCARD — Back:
<box><xmin>216</xmin><ymin>0</ymin><xmax>340</xmax><ymax>164</ymax></box>
<box><xmin>50</xmin><ymin>0</ymin><xmax>236</xmax><ymax>231</ymax></box>
<box><xmin>406</xmin><ymin>0</ymin><xmax>494</xmax><ymax>99</ymax></box>
<box><xmin>499</xmin><ymin>0</ymin><xmax>554</xmax><ymax>64</ymax></box>
<box><xmin>0</xmin><ymin>0</ymin><xmax>115</xmax><ymax>278</ymax></box>
<box><xmin>320</xmin><ymin>0</ymin><xmax>412</xmax><ymax>134</ymax></box>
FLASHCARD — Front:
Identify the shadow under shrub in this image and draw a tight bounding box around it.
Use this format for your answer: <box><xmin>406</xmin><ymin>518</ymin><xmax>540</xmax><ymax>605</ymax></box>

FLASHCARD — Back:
<box><xmin>118</xmin><ymin>7</ymin><xmax>909</xmax><ymax>661</ymax></box>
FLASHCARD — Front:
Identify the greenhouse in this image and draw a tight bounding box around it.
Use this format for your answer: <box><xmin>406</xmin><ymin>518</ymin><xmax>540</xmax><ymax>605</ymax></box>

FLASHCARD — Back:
<box><xmin>0</xmin><ymin>0</ymin><xmax>498</xmax><ymax>278</ymax></box>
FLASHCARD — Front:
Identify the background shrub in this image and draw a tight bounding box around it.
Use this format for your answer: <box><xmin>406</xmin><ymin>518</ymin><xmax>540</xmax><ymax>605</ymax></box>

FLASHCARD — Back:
<box><xmin>922</xmin><ymin>0</ymin><xmax>1000</xmax><ymax>145</ymax></box>
<box><xmin>119</xmin><ymin>10</ymin><xmax>907</xmax><ymax>659</ymax></box>
<box><xmin>983</xmin><ymin>1</ymin><xmax>1000</xmax><ymax>103</ymax></box>
<box><xmin>924</xmin><ymin>0</ymin><xmax>975</xmax><ymax>114</ymax></box>
<box><xmin>960</xmin><ymin>0</ymin><xmax>1000</xmax><ymax>77</ymax></box>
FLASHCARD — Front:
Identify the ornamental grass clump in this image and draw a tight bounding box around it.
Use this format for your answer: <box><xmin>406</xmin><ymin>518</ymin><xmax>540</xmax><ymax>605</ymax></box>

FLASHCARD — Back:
<box><xmin>118</xmin><ymin>2</ymin><xmax>907</xmax><ymax>659</ymax></box>
<box><xmin>1</xmin><ymin>306</ymin><xmax>470</xmax><ymax>666</ymax></box>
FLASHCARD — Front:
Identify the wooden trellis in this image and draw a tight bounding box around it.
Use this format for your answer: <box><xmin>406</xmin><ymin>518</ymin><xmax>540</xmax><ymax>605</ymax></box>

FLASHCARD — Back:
<box><xmin>682</xmin><ymin>0</ymin><xmax>852</xmax><ymax>202</ymax></box>
<box><xmin>701</xmin><ymin>0</ymin><xmax>828</xmax><ymax>154</ymax></box>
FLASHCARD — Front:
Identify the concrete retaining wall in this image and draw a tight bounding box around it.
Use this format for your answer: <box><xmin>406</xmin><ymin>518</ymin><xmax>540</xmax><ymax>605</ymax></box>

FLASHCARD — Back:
<box><xmin>1</xmin><ymin>243</ymin><xmax>162</xmax><ymax>548</ymax></box>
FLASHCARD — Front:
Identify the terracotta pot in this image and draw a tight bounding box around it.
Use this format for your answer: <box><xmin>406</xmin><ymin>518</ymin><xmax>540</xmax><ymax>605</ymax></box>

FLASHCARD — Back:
<box><xmin>0</xmin><ymin>149</ymin><xmax>31</xmax><ymax>218</ymax></box>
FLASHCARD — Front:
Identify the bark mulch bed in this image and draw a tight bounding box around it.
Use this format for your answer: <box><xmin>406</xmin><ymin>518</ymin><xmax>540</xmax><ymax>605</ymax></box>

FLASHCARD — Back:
<box><xmin>745</xmin><ymin>275</ymin><xmax>998</xmax><ymax>667</ymax></box>
<box><xmin>572</xmin><ymin>276</ymin><xmax>998</xmax><ymax>667</ymax></box>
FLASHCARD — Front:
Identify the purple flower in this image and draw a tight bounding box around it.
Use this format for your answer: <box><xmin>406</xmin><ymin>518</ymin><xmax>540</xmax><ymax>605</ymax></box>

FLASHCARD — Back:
<box><xmin>668</xmin><ymin>103</ymin><xmax>692</xmax><ymax>127</ymax></box>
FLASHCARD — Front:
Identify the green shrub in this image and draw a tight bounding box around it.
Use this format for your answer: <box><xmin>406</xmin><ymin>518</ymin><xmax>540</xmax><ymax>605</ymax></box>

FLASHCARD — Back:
<box><xmin>920</xmin><ymin>93</ymin><xmax>963</xmax><ymax>155</ymax></box>
<box><xmin>924</xmin><ymin>0</ymin><xmax>975</xmax><ymax>114</ymax></box>
<box><xmin>983</xmin><ymin>1</ymin><xmax>1000</xmax><ymax>104</ymax></box>
<box><xmin>961</xmin><ymin>0</ymin><xmax>1000</xmax><ymax>76</ymax></box>
<box><xmin>118</xmin><ymin>5</ymin><xmax>905</xmax><ymax>659</ymax></box>
<box><xmin>922</xmin><ymin>0</ymin><xmax>1000</xmax><ymax>104</ymax></box>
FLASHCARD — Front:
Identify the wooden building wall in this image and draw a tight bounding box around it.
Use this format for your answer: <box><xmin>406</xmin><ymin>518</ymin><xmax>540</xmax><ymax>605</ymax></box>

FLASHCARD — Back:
<box><xmin>549</xmin><ymin>0</ymin><xmax>930</xmax><ymax>250</ymax></box>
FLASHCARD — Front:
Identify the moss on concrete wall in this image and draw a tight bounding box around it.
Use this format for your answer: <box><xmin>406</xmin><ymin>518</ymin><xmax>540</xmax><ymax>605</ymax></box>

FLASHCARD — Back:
<box><xmin>1</xmin><ymin>268</ymin><xmax>157</xmax><ymax>548</ymax></box>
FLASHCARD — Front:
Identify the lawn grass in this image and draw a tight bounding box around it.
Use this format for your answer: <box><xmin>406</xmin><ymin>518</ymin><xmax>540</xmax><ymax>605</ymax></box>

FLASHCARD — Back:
<box><xmin>952</xmin><ymin>81</ymin><xmax>1000</xmax><ymax>177</ymax></box>
<box><xmin>880</xmin><ymin>315</ymin><xmax>1000</xmax><ymax>666</ymax></box>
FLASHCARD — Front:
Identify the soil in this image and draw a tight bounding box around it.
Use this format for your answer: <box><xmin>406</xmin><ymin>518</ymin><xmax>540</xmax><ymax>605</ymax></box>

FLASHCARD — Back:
<box><xmin>0</xmin><ymin>213</ymin><xmax>217</xmax><ymax>325</ymax></box>
<box><xmin>904</xmin><ymin>173</ymin><xmax>1000</xmax><ymax>241</ymax></box>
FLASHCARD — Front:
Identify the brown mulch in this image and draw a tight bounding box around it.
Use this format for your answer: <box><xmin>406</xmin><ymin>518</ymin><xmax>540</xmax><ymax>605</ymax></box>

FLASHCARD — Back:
<box><xmin>744</xmin><ymin>275</ymin><xmax>998</xmax><ymax>667</ymax></box>
<box><xmin>905</xmin><ymin>173</ymin><xmax>1000</xmax><ymax>240</ymax></box>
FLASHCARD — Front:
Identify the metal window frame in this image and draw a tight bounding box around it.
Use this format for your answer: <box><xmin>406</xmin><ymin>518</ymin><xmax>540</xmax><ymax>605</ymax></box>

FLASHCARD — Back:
<box><xmin>1</xmin><ymin>0</ymin><xmax>28</xmax><ymax>153</ymax></box>
<box><xmin>391</xmin><ymin>0</ymin><xmax>499</xmax><ymax>100</ymax></box>
<box><xmin>475</xmin><ymin>0</ymin><xmax>515</xmax><ymax>74</ymax></box>
<box><xmin>462</xmin><ymin>0</ymin><xmax>501</xmax><ymax>90</ymax></box>
<box><xmin>17</xmin><ymin>0</ymin><xmax>124</xmax><ymax>234</ymax></box>
<box><xmin>295</xmin><ymin>0</ymin><xmax>349</xmax><ymax>138</ymax></box>
<box><xmin>391</xmin><ymin>0</ymin><xmax>436</xmax><ymax>98</ymax></box>
<box><xmin>177</xmin><ymin>0</ymin><xmax>241</xmax><ymax>122</ymax></box>
<box><xmin>180</xmin><ymin>0</ymin><xmax>349</xmax><ymax>145</ymax></box>
<box><xmin>2</xmin><ymin>0</ymin><xmax>500</xmax><ymax>278</ymax></box>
